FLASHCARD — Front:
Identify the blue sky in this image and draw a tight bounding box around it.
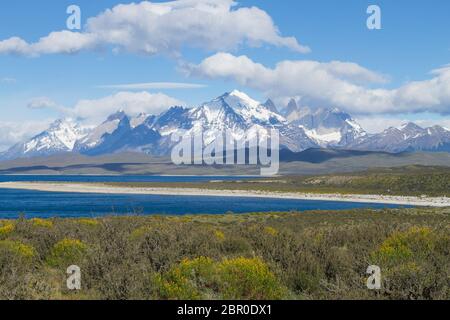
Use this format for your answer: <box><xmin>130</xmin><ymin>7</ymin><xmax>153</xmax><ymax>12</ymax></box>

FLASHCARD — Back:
<box><xmin>0</xmin><ymin>0</ymin><xmax>449</xmax><ymax>149</ymax></box>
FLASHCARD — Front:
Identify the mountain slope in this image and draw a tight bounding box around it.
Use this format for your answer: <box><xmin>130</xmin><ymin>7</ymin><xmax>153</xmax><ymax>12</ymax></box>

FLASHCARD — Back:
<box><xmin>349</xmin><ymin>122</ymin><xmax>450</xmax><ymax>153</ymax></box>
<box><xmin>74</xmin><ymin>110</ymin><xmax>128</xmax><ymax>153</ymax></box>
<box><xmin>1</xmin><ymin>119</ymin><xmax>88</xmax><ymax>160</ymax></box>
<box><xmin>1</xmin><ymin>90</ymin><xmax>449</xmax><ymax>161</ymax></box>
<box><xmin>149</xmin><ymin>90</ymin><xmax>318</xmax><ymax>153</ymax></box>
<box><xmin>284</xmin><ymin>99</ymin><xmax>367</xmax><ymax>147</ymax></box>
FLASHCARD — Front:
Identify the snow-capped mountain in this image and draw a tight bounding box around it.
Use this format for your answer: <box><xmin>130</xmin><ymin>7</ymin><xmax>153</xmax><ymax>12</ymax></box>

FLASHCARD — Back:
<box><xmin>183</xmin><ymin>90</ymin><xmax>317</xmax><ymax>151</ymax></box>
<box><xmin>73</xmin><ymin>90</ymin><xmax>318</xmax><ymax>156</ymax></box>
<box><xmin>1</xmin><ymin>90</ymin><xmax>449</xmax><ymax>161</ymax></box>
<box><xmin>348</xmin><ymin>122</ymin><xmax>450</xmax><ymax>153</ymax></box>
<box><xmin>284</xmin><ymin>99</ymin><xmax>367</xmax><ymax>147</ymax></box>
<box><xmin>75</xmin><ymin>111</ymin><xmax>162</xmax><ymax>156</ymax></box>
<box><xmin>0</xmin><ymin>119</ymin><xmax>88</xmax><ymax>160</ymax></box>
<box><xmin>74</xmin><ymin>110</ymin><xmax>128</xmax><ymax>153</ymax></box>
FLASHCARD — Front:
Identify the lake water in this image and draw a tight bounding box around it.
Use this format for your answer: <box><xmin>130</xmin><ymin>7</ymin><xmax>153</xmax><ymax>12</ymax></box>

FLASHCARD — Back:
<box><xmin>0</xmin><ymin>189</ymin><xmax>407</xmax><ymax>219</ymax></box>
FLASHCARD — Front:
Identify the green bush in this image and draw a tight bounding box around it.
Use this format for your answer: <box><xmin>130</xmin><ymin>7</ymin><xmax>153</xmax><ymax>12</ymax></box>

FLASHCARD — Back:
<box><xmin>0</xmin><ymin>222</ymin><xmax>15</xmax><ymax>238</ymax></box>
<box><xmin>0</xmin><ymin>240</ymin><xmax>35</xmax><ymax>259</ymax></box>
<box><xmin>46</xmin><ymin>239</ymin><xmax>88</xmax><ymax>267</ymax></box>
<box><xmin>154</xmin><ymin>257</ymin><xmax>287</xmax><ymax>300</ymax></box>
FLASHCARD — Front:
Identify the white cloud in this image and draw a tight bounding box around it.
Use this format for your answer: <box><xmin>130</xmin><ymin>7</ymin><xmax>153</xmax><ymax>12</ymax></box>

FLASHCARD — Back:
<box><xmin>96</xmin><ymin>82</ymin><xmax>206</xmax><ymax>90</ymax></box>
<box><xmin>0</xmin><ymin>0</ymin><xmax>309</xmax><ymax>57</ymax></box>
<box><xmin>72</xmin><ymin>91</ymin><xmax>184</xmax><ymax>123</ymax></box>
<box><xmin>27</xmin><ymin>96</ymin><xmax>69</xmax><ymax>115</ymax></box>
<box><xmin>27</xmin><ymin>97</ymin><xmax>59</xmax><ymax>109</ymax></box>
<box><xmin>27</xmin><ymin>91</ymin><xmax>184</xmax><ymax>125</ymax></box>
<box><xmin>186</xmin><ymin>52</ymin><xmax>450</xmax><ymax>115</ymax></box>
<box><xmin>0</xmin><ymin>32</ymin><xmax>98</xmax><ymax>57</ymax></box>
<box><xmin>0</xmin><ymin>120</ymin><xmax>52</xmax><ymax>152</ymax></box>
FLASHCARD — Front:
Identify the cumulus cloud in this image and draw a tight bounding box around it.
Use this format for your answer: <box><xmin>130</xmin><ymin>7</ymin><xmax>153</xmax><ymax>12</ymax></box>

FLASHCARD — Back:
<box><xmin>186</xmin><ymin>52</ymin><xmax>450</xmax><ymax>115</ymax></box>
<box><xmin>96</xmin><ymin>82</ymin><xmax>206</xmax><ymax>90</ymax></box>
<box><xmin>27</xmin><ymin>91</ymin><xmax>184</xmax><ymax>125</ymax></box>
<box><xmin>72</xmin><ymin>91</ymin><xmax>184</xmax><ymax>123</ymax></box>
<box><xmin>0</xmin><ymin>32</ymin><xmax>98</xmax><ymax>56</ymax></box>
<box><xmin>0</xmin><ymin>0</ymin><xmax>309</xmax><ymax>57</ymax></box>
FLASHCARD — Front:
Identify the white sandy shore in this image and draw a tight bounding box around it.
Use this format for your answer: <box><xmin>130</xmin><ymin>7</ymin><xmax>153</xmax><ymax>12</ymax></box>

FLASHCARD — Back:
<box><xmin>0</xmin><ymin>181</ymin><xmax>449</xmax><ymax>208</ymax></box>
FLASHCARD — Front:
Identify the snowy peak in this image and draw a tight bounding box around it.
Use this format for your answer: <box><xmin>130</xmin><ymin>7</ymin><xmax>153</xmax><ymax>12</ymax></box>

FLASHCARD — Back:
<box><xmin>2</xmin><ymin>90</ymin><xmax>449</xmax><ymax>161</ymax></box>
<box><xmin>224</xmin><ymin>91</ymin><xmax>285</xmax><ymax>124</ymax></box>
<box><xmin>34</xmin><ymin>118</ymin><xmax>86</xmax><ymax>151</ymax></box>
<box><xmin>282</xmin><ymin>99</ymin><xmax>366</xmax><ymax>147</ymax></box>
<box><xmin>193</xmin><ymin>91</ymin><xmax>285</xmax><ymax>128</ymax></box>
<box><xmin>349</xmin><ymin>122</ymin><xmax>450</xmax><ymax>153</ymax></box>
<box><xmin>1</xmin><ymin>118</ymin><xmax>88</xmax><ymax>160</ymax></box>
<box><xmin>74</xmin><ymin>110</ymin><xmax>130</xmax><ymax>152</ymax></box>
<box><xmin>227</xmin><ymin>90</ymin><xmax>260</xmax><ymax>108</ymax></box>
<box><xmin>398</xmin><ymin>122</ymin><xmax>425</xmax><ymax>136</ymax></box>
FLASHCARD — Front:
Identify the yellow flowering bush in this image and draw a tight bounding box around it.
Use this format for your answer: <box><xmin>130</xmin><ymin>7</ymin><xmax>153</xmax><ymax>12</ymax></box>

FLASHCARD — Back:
<box><xmin>371</xmin><ymin>227</ymin><xmax>436</xmax><ymax>265</ymax></box>
<box><xmin>218</xmin><ymin>257</ymin><xmax>286</xmax><ymax>300</ymax></box>
<box><xmin>77</xmin><ymin>219</ymin><xmax>100</xmax><ymax>227</ymax></box>
<box><xmin>369</xmin><ymin>226</ymin><xmax>446</xmax><ymax>299</ymax></box>
<box><xmin>0</xmin><ymin>240</ymin><xmax>35</xmax><ymax>259</ymax></box>
<box><xmin>155</xmin><ymin>257</ymin><xmax>287</xmax><ymax>300</ymax></box>
<box><xmin>155</xmin><ymin>257</ymin><xmax>216</xmax><ymax>300</ymax></box>
<box><xmin>0</xmin><ymin>222</ymin><xmax>15</xmax><ymax>238</ymax></box>
<box><xmin>214</xmin><ymin>230</ymin><xmax>226</xmax><ymax>241</ymax></box>
<box><xmin>31</xmin><ymin>218</ymin><xmax>53</xmax><ymax>228</ymax></box>
<box><xmin>264</xmin><ymin>226</ymin><xmax>278</xmax><ymax>237</ymax></box>
<box><xmin>46</xmin><ymin>239</ymin><xmax>88</xmax><ymax>267</ymax></box>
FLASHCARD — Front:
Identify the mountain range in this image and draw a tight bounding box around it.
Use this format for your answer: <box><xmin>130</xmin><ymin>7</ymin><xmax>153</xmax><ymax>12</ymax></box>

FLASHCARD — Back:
<box><xmin>1</xmin><ymin>90</ymin><xmax>449</xmax><ymax>160</ymax></box>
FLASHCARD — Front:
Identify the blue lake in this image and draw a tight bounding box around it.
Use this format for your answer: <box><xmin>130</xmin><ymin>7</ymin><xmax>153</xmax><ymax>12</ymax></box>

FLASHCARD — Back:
<box><xmin>0</xmin><ymin>188</ymin><xmax>408</xmax><ymax>219</ymax></box>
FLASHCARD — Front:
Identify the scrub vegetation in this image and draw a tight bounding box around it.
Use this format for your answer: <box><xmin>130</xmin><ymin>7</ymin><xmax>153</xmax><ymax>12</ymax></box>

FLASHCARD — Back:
<box><xmin>0</xmin><ymin>207</ymin><xmax>448</xmax><ymax>300</ymax></box>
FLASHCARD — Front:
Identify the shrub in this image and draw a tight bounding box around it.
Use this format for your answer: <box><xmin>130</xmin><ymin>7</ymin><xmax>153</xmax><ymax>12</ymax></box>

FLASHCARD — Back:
<box><xmin>0</xmin><ymin>222</ymin><xmax>15</xmax><ymax>238</ymax></box>
<box><xmin>155</xmin><ymin>257</ymin><xmax>287</xmax><ymax>300</ymax></box>
<box><xmin>77</xmin><ymin>219</ymin><xmax>100</xmax><ymax>227</ymax></box>
<box><xmin>154</xmin><ymin>257</ymin><xmax>216</xmax><ymax>300</ymax></box>
<box><xmin>214</xmin><ymin>230</ymin><xmax>225</xmax><ymax>241</ymax></box>
<box><xmin>46</xmin><ymin>239</ymin><xmax>88</xmax><ymax>267</ymax></box>
<box><xmin>218</xmin><ymin>257</ymin><xmax>287</xmax><ymax>300</ymax></box>
<box><xmin>0</xmin><ymin>240</ymin><xmax>35</xmax><ymax>259</ymax></box>
<box><xmin>264</xmin><ymin>227</ymin><xmax>278</xmax><ymax>236</ymax></box>
<box><xmin>130</xmin><ymin>225</ymin><xmax>154</xmax><ymax>240</ymax></box>
<box><xmin>370</xmin><ymin>226</ymin><xmax>448</xmax><ymax>299</ymax></box>
<box><xmin>371</xmin><ymin>227</ymin><xmax>435</xmax><ymax>265</ymax></box>
<box><xmin>31</xmin><ymin>218</ymin><xmax>53</xmax><ymax>229</ymax></box>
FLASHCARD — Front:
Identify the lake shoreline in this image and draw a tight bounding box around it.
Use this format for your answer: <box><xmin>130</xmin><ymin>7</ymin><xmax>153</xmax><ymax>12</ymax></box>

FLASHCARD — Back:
<box><xmin>0</xmin><ymin>181</ymin><xmax>448</xmax><ymax>207</ymax></box>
